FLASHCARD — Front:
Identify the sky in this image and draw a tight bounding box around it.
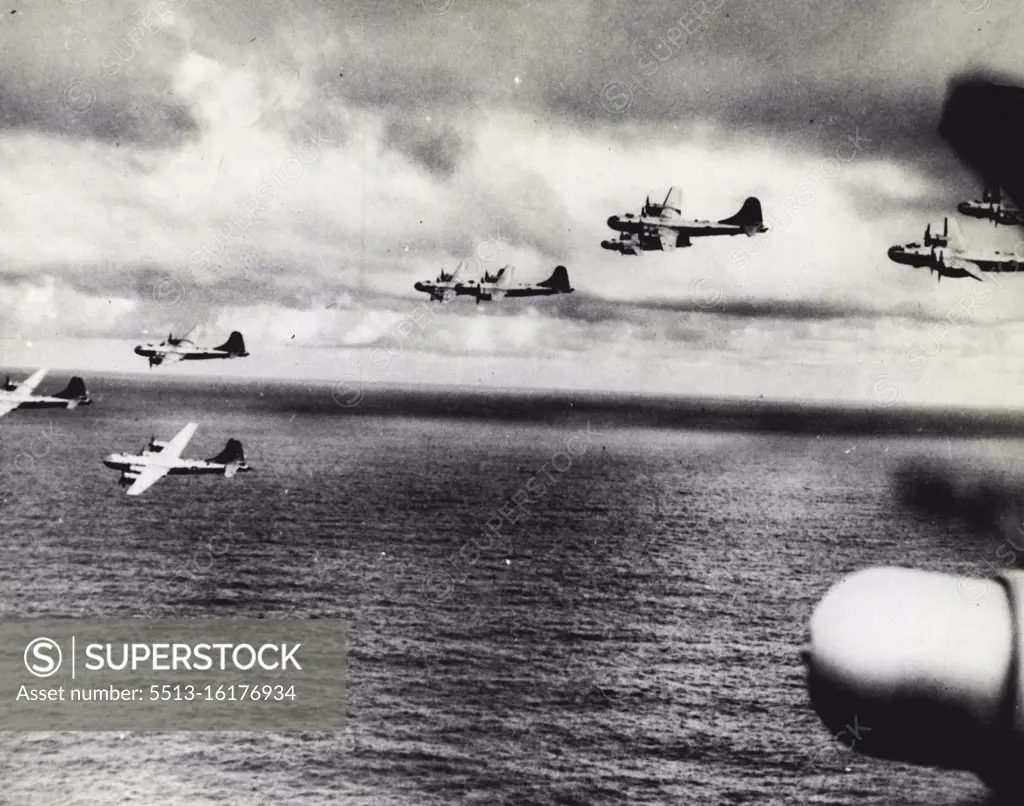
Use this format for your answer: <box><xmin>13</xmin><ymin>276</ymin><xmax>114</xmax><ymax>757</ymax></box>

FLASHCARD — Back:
<box><xmin>3</xmin><ymin>0</ymin><xmax>1024</xmax><ymax>406</ymax></box>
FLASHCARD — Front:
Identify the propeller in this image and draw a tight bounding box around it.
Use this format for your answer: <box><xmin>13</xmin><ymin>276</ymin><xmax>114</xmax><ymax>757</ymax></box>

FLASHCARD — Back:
<box><xmin>935</xmin><ymin>244</ymin><xmax>984</xmax><ymax>282</ymax></box>
<box><xmin>931</xmin><ymin>246</ymin><xmax>944</xmax><ymax>283</ymax></box>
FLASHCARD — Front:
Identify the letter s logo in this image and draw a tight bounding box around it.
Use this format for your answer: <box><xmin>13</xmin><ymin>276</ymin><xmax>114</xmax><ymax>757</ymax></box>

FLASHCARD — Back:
<box><xmin>24</xmin><ymin>637</ymin><xmax>62</xmax><ymax>678</ymax></box>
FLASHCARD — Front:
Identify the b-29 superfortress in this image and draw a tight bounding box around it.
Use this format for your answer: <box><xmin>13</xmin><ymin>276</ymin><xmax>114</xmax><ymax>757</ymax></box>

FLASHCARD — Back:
<box><xmin>134</xmin><ymin>327</ymin><xmax>249</xmax><ymax>368</ymax></box>
<box><xmin>957</xmin><ymin>184</ymin><xmax>1024</xmax><ymax>227</ymax></box>
<box><xmin>601</xmin><ymin>186</ymin><xmax>768</xmax><ymax>255</ymax></box>
<box><xmin>103</xmin><ymin>422</ymin><xmax>250</xmax><ymax>496</ymax></box>
<box><xmin>0</xmin><ymin>370</ymin><xmax>91</xmax><ymax>418</ymax></box>
<box><xmin>887</xmin><ymin>217</ymin><xmax>1024</xmax><ymax>281</ymax></box>
<box><xmin>414</xmin><ymin>263</ymin><xmax>573</xmax><ymax>303</ymax></box>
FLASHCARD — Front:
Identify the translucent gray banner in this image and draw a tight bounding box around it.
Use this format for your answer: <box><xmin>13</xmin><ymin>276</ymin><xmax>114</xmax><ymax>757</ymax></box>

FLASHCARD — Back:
<box><xmin>0</xmin><ymin>620</ymin><xmax>346</xmax><ymax>730</ymax></box>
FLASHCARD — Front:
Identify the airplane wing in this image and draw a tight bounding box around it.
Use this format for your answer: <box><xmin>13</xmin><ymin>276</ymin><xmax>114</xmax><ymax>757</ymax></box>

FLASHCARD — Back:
<box><xmin>662</xmin><ymin>186</ymin><xmax>682</xmax><ymax>215</ymax></box>
<box><xmin>125</xmin><ymin>465</ymin><xmax>172</xmax><ymax>496</ymax></box>
<box><xmin>179</xmin><ymin>325</ymin><xmax>202</xmax><ymax>346</ymax></box>
<box><xmin>658</xmin><ymin>227</ymin><xmax>678</xmax><ymax>252</ymax></box>
<box><xmin>159</xmin><ymin>351</ymin><xmax>186</xmax><ymax>365</ymax></box>
<box><xmin>449</xmin><ymin>261</ymin><xmax>470</xmax><ymax>283</ymax></box>
<box><xmin>15</xmin><ymin>369</ymin><xmax>46</xmax><ymax>395</ymax></box>
<box><xmin>0</xmin><ymin>400</ymin><xmax>21</xmax><ymax>418</ymax></box>
<box><xmin>943</xmin><ymin>254</ymin><xmax>985</xmax><ymax>282</ymax></box>
<box><xmin>0</xmin><ymin>369</ymin><xmax>47</xmax><ymax>418</ymax></box>
<box><xmin>161</xmin><ymin>422</ymin><xmax>199</xmax><ymax>460</ymax></box>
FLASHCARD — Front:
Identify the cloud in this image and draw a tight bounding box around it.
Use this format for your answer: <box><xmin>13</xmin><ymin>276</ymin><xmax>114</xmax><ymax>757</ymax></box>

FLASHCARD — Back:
<box><xmin>383</xmin><ymin>115</ymin><xmax>466</xmax><ymax>178</ymax></box>
<box><xmin>3</xmin><ymin>1</ymin><xmax>1024</xmax><ymax>403</ymax></box>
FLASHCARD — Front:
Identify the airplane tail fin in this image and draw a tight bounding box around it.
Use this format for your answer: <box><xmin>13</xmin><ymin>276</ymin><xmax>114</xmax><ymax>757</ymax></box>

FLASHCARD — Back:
<box><xmin>55</xmin><ymin>376</ymin><xmax>90</xmax><ymax>405</ymax></box>
<box><xmin>719</xmin><ymin>197</ymin><xmax>765</xmax><ymax>234</ymax></box>
<box><xmin>983</xmin><ymin>183</ymin><xmax>1002</xmax><ymax>204</ymax></box>
<box><xmin>214</xmin><ymin>331</ymin><xmax>248</xmax><ymax>356</ymax></box>
<box><xmin>208</xmin><ymin>438</ymin><xmax>245</xmax><ymax>466</ymax></box>
<box><xmin>538</xmin><ymin>265</ymin><xmax>572</xmax><ymax>293</ymax></box>
<box><xmin>2</xmin><ymin>375</ymin><xmax>15</xmax><ymax>391</ymax></box>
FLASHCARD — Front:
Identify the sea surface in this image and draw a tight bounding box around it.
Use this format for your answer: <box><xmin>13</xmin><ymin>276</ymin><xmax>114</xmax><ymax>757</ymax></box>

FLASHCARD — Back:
<box><xmin>1</xmin><ymin>374</ymin><xmax>1021</xmax><ymax>805</ymax></box>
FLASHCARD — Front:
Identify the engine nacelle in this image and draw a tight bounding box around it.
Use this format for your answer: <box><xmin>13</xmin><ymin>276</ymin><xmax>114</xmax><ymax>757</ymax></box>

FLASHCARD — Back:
<box><xmin>606</xmin><ymin>214</ymin><xmax>640</xmax><ymax>233</ymax></box>
<box><xmin>600</xmin><ymin>239</ymin><xmax>641</xmax><ymax>255</ymax></box>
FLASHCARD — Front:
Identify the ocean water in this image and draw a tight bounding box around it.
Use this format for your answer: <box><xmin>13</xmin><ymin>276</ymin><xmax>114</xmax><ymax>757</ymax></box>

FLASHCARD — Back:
<box><xmin>0</xmin><ymin>374</ymin><xmax>1016</xmax><ymax>805</ymax></box>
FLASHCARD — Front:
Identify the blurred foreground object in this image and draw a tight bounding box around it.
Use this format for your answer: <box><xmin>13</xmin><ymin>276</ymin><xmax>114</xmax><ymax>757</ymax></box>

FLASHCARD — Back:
<box><xmin>940</xmin><ymin>75</ymin><xmax>1024</xmax><ymax>211</ymax></box>
<box><xmin>805</xmin><ymin>567</ymin><xmax>1024</xmax><ymax>793</ymax></box>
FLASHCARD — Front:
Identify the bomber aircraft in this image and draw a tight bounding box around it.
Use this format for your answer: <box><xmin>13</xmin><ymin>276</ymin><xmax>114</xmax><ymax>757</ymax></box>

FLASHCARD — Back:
<box><xmin>134</xmin><ymin>327</ymin><xmax>249</xmax><ymax>367</ymax></box>
<box><xmin>0</xmin><ymin>369</ymin><xmax>91</xmax><ymax>418</ymax></box>
<box><xmin>957</xmin><ymin>184</ymin><xmax>1024</xmax><ymax>227</ymax></box>
<box><xmin>887</xmin><ymin>217</ymin><xmax>1024</xmax><ymax>281</ymax></box>
<box><xmin>103</xmin><ymin>422</ymin><xmax>250</xmax><ymax>496</ymax></box>
<box><xmin>601</xmin><ymin>187</ymin><xmax>768</xmax><ymax>255</ymax></box>
<box><xmin>414</xmin><ymin>263</ymin><xmax>573</xmax><ymax>303</ymax></box>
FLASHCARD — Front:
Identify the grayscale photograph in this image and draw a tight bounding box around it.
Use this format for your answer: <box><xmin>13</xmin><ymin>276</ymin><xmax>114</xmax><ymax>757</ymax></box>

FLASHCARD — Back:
<box><xmin>4</xmin><ymin>1</ymin><xmax>1024</xmax><ymax>803</ymax></box>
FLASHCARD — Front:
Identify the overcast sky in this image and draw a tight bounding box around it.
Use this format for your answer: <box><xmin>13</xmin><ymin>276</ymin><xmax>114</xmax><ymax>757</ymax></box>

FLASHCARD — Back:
<box><xmin>3</xmin><ymin>0</ymin><xmax>1024</xmax><ymax>405</ymax></box>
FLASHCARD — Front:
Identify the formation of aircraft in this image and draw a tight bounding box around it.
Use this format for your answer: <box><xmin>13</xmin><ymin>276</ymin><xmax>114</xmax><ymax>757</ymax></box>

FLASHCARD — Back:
<box><xmin>888</xmin><ymin>217</ymin><xmax>1024</xmax><ymax>281</ymax></box>
<box><xmin>134</xmin><ymin>328</ymin><xmax>249</xmax><ymax>367</ymax></box>
<box><xmin>883</xmin><ymin>79</ymin><xmax>1024</xmax><ymax>286</ymax></box>
<box><xmin>601</xmin><ymin>187</ymin><xmax>768</xmax><ymax>255</ymax></box>
<box><xmin>103</xmin><ymin>422</ymin><xmax>250</xmax><ymax>496</ymax></box>
<box><xmin>0</xmin><ymin>369</ymin><xmax>91</xmax><ymax>418</ymax></box>
<box><xmin>957</xmin><ymin>183</ymin><xmax>1024</xmax><ymax>227</ymax></box>
<box><xmin>408</xmin><ymin>184</ymin><xmax>768</xmax><ymax>299</ymax></box>
<box><xmin>414</xmin><ymin>263</ymin><xmax>573</xmax><ymax>303</ymax></box>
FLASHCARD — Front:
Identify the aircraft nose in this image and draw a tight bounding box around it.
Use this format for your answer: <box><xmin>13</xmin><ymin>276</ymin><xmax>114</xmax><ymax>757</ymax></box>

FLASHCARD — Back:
<box><xmin>133</xmin><ymin>346</ymin><xmax>144</xmax><ymax>355</ymax></box>
<box><xmin>607</xmin><ymin>216</ymin><xmax>625</xmax><ymax>231</ymax></box>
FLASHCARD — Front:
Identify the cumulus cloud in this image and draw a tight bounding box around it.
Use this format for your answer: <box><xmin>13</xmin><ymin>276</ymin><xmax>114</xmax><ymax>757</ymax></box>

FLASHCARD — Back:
<box><xmin>2</xmin><ymin>0</ymin><xmax>1023</xmax><ymax>403</ymax></box>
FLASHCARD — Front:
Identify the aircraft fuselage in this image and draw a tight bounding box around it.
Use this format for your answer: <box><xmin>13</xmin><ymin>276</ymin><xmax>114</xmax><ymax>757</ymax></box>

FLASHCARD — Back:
<box><xmin>606</xmin><ymin>214</ymin><xmax>755</xmax><ymax>238</ymax></box>
<box><xmin>887</xmin><ymin>244</ymin><xmax>1024</xmax><ymax>278</ymax></box>
<box><xmin>602</xmin><ymin>216</ymin><xmax>768</xmax><ymax>254</ymax></box>
<box><xmin>0</xmin><ymin>394</ymin><xmax>89</xmax><ymax>410</ymax></box>
<box><xmin>134</xmin><ymin>345</ymin><xmax>248</xmax><ymax>364</ymax></box>
<box><xmin>957</xmin><ymin>200</ymin><xmax>1024</xmax><ymax>226</ymax></box>
<box><xmin>102</xmin><ymin>453</ymin><xmax>250</xmax><ymax>475</ymax></box>
<box><xmin>413</xmin><ymin>282</ymin><xmax>571</xmax><ymax>302</ymax></box>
